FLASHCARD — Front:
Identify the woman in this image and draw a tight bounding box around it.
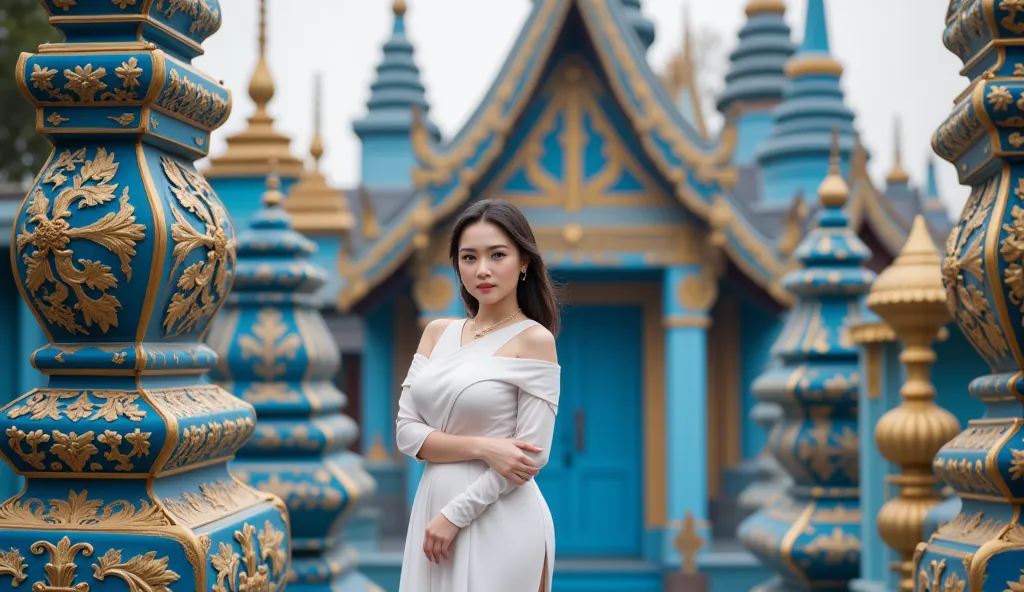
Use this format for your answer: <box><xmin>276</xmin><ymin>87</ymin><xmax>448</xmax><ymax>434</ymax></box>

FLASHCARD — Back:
<box><xmin>395</xmin><ymin>198</ymin><xmax>561</xmax><ymax>592</ymax></box>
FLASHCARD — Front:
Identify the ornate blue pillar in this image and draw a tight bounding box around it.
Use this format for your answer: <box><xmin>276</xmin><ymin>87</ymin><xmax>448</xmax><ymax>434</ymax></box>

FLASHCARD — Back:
<box><xmin>662</xmin><ymin>263</ymin><xmax>716</xmax><ymax>566</ymax></box>
<box><xmin>207</xmin><ymin>166</ymin><xmax>377</xmax><ymax>590</ymax></box>
<box><xmin>737</xmin><ymin>133</ymin><xmax>870</xmax><ymax>589</ymax></box>
<box><xmin>912</xmin><ymin>2</ymin><xmax>1024</xmax><ymax>589</ymax></box>
<box><xmin>1</xmin><ymin>2</ymin><xmax>291</xmax><ymax>590</ymax></box>
<box><xmin>849</xmin><ymin>308</ymin><xmax>902</xmax><ymax>592</ymax></box>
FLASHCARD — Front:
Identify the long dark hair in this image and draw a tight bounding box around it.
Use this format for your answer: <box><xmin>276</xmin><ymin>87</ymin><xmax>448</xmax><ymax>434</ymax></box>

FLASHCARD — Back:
<box><xmin>449</xmin><ymin>199</ymin><xmax>560</xmax><ymax>336</ymax></box>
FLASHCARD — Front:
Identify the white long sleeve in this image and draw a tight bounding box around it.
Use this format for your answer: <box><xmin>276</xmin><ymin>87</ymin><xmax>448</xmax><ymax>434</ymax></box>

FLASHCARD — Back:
<box><xmin>395</xmin><ymin>354</ymin><xmax>435</xmax><ymax>460</ymax></box>
<box><xmin>440</xmin><ymin>381</ymin><xmax>558</xmax><ymax>528</ymax></box>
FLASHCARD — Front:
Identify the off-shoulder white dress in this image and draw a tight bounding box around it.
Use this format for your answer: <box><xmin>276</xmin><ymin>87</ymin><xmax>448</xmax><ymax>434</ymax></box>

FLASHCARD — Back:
<box><xmin>395</xmin><ymin>318</ymin><xmax>560</xmax><ymax>592</ymax></box>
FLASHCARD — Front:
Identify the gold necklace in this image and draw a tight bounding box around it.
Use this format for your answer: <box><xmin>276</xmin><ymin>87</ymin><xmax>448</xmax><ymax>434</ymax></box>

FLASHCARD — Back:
<box><xmin>470</xmin><ymin>308</ymin><xmax>521</xmax><ymax>338</ymax></box>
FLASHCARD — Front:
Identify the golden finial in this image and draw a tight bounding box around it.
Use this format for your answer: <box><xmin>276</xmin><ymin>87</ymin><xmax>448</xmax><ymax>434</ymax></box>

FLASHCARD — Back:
<box><xmin>310</xmin><ymin>73</ymin><xmax>324</xmax><ymax>163</ymax></box>
<box><xmin>249</xmin><ymin>0</ymin><xmax>273</xmax><ymax>111</ymax></box>
<box><xmin>866</xmin><ymin>214</ymin><xmax>961</xmax><ymax>591</ymax></box>
<box><xmin>262</xmin><ymin>158</ymin><xmax>284</xmax><ymax>207</ymax></box>
<box><xmin>394</xmin><ymin>0</ymin><xmax>407</xmax><ymax>16</ymax></box>
<box><xmin>204</xmin><ymin>0</ymin><xmax>304</xmax><ymax>179</ymax></box>
<box><xmin>745</xmin><ymin>0</ymin><xmax>786</xmax><ymax>17</ymax></box>
<box><xmin>886</xmin><ymin>116</ymin><xmax>910</xmax><ymax>185</ymax></box>
<box><xmin>817</xmin><ymin>128</ymin><xmax>849</xmax><ymax>208</ymax></box>
<box><xmin>282</xmin><ymin>74</ymin><xmax>354</xmax><ymax>234</ymax></box>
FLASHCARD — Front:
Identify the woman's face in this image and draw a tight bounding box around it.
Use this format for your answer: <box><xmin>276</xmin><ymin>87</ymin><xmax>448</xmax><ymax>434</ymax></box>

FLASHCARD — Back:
<box><xmin>457</xmin><ymin>220</ymin><xmax>526</xmax><ymax>308</ymax></box>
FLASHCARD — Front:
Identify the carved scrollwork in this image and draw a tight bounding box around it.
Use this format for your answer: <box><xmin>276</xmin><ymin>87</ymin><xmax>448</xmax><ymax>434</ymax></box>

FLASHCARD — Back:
<box><xmin>16</xmin><ymin>147</ymin><xmax>146</xmax><ymax>335</ymax></box>
<box><xmin>160</xmin><ymin>156</ymin><xmax>235</xmax><ymax>337</ymax></box>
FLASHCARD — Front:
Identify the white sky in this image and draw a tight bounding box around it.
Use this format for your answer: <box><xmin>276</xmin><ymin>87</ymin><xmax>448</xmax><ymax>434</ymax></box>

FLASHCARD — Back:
<box><xmin>195</xmin><ymin>0</ymin><xmax>970</xmax><ymax>213</ymax></box>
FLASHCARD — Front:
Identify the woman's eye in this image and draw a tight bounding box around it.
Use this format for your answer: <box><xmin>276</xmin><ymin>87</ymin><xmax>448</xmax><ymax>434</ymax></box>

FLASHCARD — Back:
<box><xmin>492</xmin><ymin>253</ymin><xmax>505</xmax><ymax>259</ymax></box>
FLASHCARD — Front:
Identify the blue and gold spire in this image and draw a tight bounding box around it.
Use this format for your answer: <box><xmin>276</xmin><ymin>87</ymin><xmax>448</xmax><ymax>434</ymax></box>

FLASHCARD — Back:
<box><xmin>208</xmin><ymin>161</ymin><xmax>376</xmax><ymax>590</ymax></box>
<box><xmin>353</xmin><ymin>0</ymin><xmax>439</xmax><ymax>189</ymax></box>
<box><xmin>716</xmin><ymin>0</ymin><xmax>794</xmax><ymax>120</ymax></box>
<box><xmin>738</xmin><ymin>130</ymin><xmax>872</xmax><ymax>588</ymax></box>
<box><xmin>620</xmin><ymin>0</ymin><xmax>656</xmax><ymax>51</ymax></box>
<box><xmin>755</xmin><ymin>0</ymin><xmax>858</xmax><ymax>204</ymax></box>
<box><xmin>3</xmin><ymin>1</ymin><xmax>291</xmax><ymax>588</ymax></box>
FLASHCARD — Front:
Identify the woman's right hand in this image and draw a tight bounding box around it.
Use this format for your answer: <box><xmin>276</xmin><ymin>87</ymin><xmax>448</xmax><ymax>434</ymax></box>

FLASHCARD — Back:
<box><xmin>478</xmin><ymin>438</ymin><xmax>543</xmax><ymax>485</ymax></box>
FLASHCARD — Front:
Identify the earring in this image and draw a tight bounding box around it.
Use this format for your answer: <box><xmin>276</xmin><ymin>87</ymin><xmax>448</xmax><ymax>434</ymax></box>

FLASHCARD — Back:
<box><xmin>520</xmin><ymin>270</ymin><xmax>526</xmax><ymax>281</ymax></box>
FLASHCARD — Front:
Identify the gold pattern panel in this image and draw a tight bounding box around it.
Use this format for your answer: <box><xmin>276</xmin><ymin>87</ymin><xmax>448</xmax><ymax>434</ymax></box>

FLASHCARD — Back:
<box><xmin>162</xmin><ymin>416</ymin><xmax>255</xmax><ymax>472</ymax></box>
<box><xmin>0</xmin><ymin>489</ymin><xmax>169</xmax><ymax>528</ymax></box>
<box><xmin>484</xmin><ymin>57</ymin><xmax>676</xmax><ymax>212</ymax></box>
<box><xmin>161</xmin><ymin>479</ymin><xmax>263</xmax><ymax>528</ymax></box>
<box><xmin>6</xmin><ymin>425</ymin><xmax>152</xmax><ymax>473</ymax></box>
<box><xmin>10</xmin><ymin>536</ymin><xmax>182</xmax><ymax>592</ymax></box>
<box><xmin>6</xmin><ymin>390</ymin><xmax>147</xmax><ymax>422</ymax></box>
<box><xmin>16</xmin><ymin>147</ymin><xmax>146</xmax><ymax>336</ymax></box>
<box><xmin>932</xmin><ymin>512</ymin><xmax>1006</xmax><ymax>545</ymax></box>
<box><xmin>156</xmin><ymin>68</ymin><xmax>230</xmax><ymax>128</ymax></box>
<box><xmin>932</xmin><ymin>456</ymin><xmax>1003</xmax><ymax>497</ymax></box>
<box><xmin>147</xmin><ymin>385</ymin><xmax>252</xmax><ymax>420</ymax></box>
<box><xmin>160</xmin><ymin>156</ymin><xmax>235</xmax><ymax>337</ymax></box>
<box><xmin>943</xmin><ymin>423</ymin><xmax>1014</xmax><ymax>450</ymax></box>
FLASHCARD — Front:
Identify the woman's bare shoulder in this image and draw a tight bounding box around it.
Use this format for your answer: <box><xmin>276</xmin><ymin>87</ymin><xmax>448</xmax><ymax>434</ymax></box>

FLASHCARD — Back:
<box><xmin>416</xmin><ymin>318</ymin><xmax>460</xmax><ymax>357</ymax></box>
<box><xmin>518</xmin><ymin>324</ymin><xmax>558</xmax><ymax>364</ymax></box>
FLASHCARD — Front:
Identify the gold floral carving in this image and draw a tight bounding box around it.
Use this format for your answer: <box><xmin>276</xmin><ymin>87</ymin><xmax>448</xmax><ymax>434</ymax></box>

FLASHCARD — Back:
<box><xmin>16</xmin><ymin>147</ymin><xmax>146</xmax><ymax>335</ymax></box>
<box><xmin>210</xmin><ymin>521</ymin><xmax>286</xmax><ymax>592</ymax></box>
<box><xmin>934</xmin><ymin>97</ymin><xmax>985</xmax><ymax>161</ymax></box>
<box><xmin>933</xmin><ymin>456</ymin><xmax>1002</xmax><ymax>496</ymax></box>
<box><xmin>245</xmin><ymin>470</ymin><xmax>344</xmax><ymax>512</ymax></box>
<box><xmin>7</xmin><ymin>390</ymin><xmax>147</xmax><ymax>423</ymax></box>
<box><xmin>146</xmin><ymin>385</ymin><xmax>249</xmax><ymax>419</ymax></box>
<box><xmin>0</xmin><ymin>489</ymin><xmax>168</xmax><ymax>528</ymax></box>
<box><xmin>0</xmin><ymin>548</ymin><xmax>26</xmax><ymax>587</ymax></box>
<box><xmin>802</xmin><ymin>527</ymin><xmax>860</xmax><ymax>564</ymax></box>
<box><xmin>21</xmin><ymin>536</ymin><xmax>179</xmax><ymax>592</ymax></box>
<box><xmin>1000</xmin><ymin>180</ymin><xmax>1024</xmax><ymax>335</ymax></box>
<box><xmin>917</xmin><ymin>557</ymin><xmax>966</xmax><ymax>592</ymax></box>
<box><xmin>161</xmin><ymin>479</ymin><xmax>262</xmax><ymax>527</ymax></box>
<box><xmin>163</xmin><ymin>417</ymin><xmax>254</xmax><ymax>472</ymax></box>
<box><xmin>5</xmin><ymin>425</ymin><xmax>151</xmax><ymax>472</ymax></box>
<box><xmin>943</xmin><ymin>423</ymin><xmax>1012</xmax><ymax>451</ymax></box>
<box><xmin>795</xmin><ymin>411</ymin><xmax>858</xmax><ymax>482</ymax></box>
<box><xmin>249</xmin><ymin>425</ymin><xmax>320</xmax><ymax>451</ymax></box>
<box><xmin>156</xmin><ymin>69</ymin><xmax>229</xmax><ymax>128</ymax></box>
<box><xmin>942</xmin><ymin>176</ymin><xmax>1009</xmax><ymax>363</ymax></box>
<box><xmin>160</xmin><ymin>156</ymin><xmax>235</xmax><ymax>336</ymax></box>
<box><xmin>112</xmin><ymin>0</ymin><xmax>137</xmax><ymax>9</ymax></box>
<box><xmin>238</xmin><ymin>308</ymin><xmax>301</xmax><ymax>382</ymax></box>
<box><xmin>52</xmin><ymin>0</ymin><xmax>76</xmax><ymax>10</ymax></box>
<box><xmin>933</xmin><ymin>512</ymin><xmax>1004</xmax><ymax>545</ymax></box>
<box><xmin>46</xmin><ymin>113</ymin><xmax>69</xmax><ymax>126</ymax></box>
<box><xmin>154</xmin><ymin>0</ymin><xmax>220</xmax><ymax>36</ymax></box>
<box><xmin>92</xmin><ymin>548</ymin><xmax>180</xmax><ymax>592</ymax></box>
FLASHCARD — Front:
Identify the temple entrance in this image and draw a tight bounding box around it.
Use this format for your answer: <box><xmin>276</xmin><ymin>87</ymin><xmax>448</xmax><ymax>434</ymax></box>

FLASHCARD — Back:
<box><xmin>537</xmin><ymin>302</ymin><xmax>645</xmax><ymax>557</ymax></box>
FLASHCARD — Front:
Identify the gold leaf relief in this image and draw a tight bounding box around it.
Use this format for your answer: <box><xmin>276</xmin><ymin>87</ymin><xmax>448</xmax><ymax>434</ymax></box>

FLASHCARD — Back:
<box><xmin>238</xmin><ymin>308</ymin><xmax>301</xmax><ymax>382</ymax></box>
<box><xmin>29</xmin><ymin>536</ymin><xmax>93</xmax><ymax>591</ymax></box>
<box><xmin>802</xmin><ymin>527</ymin><xmax>859</xmax><ymax>565</ymax></box>
<box><xmin>7</xmin><ymin>390</ymin><xmax>147</xmax><ymax>423</ymax></box>
<box><xmin>156</xmin><ymin>69</ymin><xmax>229</xmax><ymax>127</ymax></box>
<box><xmin>161</xmin><ymin>479</ymin><xmax>262</xmax><ymax>527</ymax></box>
<box><xmin>164</xmin><ymin>417</ymin><xmax>254</xmax><ymax>472</ymax></box>
<box><xmin>154</xmin><ymin>0</ymin><xmax>220</xmax><ymax>36</ymax></box>
<box><xmin>0</xmin><ymin>548</ymin><xmax>26</xmax><ymax>587</ymax></box>
<box><xmin>210</xmin><ymin>521</ymin><xmax>285</xmax><ymax>592</ymax></box>
<box><xmin>63</xmin><ymin>64</ymin><xmax>107</xmax><ymax>101</ymax></box>
<box><xmin>16</xmin><ymin>148</ymin><xmax>146</xmax><ymax>335</ymax></box>
<box><xmin>934</xmin><ymin>511</ymin><xmax>1004</xmax><ymax>545</ymax></box>
<box><xmin>0</xmin><ymin>489</ymin><xmax>168</xmax><ymax>528</ymax></box>
<box><xmin>5</xmin><ymin>425</ymin><xmax>151</xmax><ymax>473</ymax></box>
<box><xmin>93</xmin><ymin>548</ymin><xmax>179</xmax><ymax>592</ymax></box>
<box><xmin>160</xmin><ymin>157</ymin><xmax>235</xmax><ymax>337</ymax></box>
<box><xmin>943</xmin><ymin>176</ymin><xmax>1009</xmax><ymax>363</ymax></box>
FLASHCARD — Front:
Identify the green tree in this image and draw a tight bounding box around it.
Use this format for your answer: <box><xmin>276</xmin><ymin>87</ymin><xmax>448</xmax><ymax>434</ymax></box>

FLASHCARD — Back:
<box><xmin>0</xmin><ymin>1</ymin><xmax>58</xmax><ymax>186</ymax></box>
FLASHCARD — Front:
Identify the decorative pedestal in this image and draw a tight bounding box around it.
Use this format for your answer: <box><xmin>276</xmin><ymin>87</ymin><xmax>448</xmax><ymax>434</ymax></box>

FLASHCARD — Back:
<box><xmin>737</xmin><ymin>133</ymin><xmax>870</xmax><ymax>589</ymax></box>
<box><xmin>867</xmin><ymin>217</ymin><xmax>960</xmax><ymax>592</ymax></box>
<box><xmin>207</xmin><ymin>167</ymin><xmax>377</xmax><ymax>590</ymax></box>
<box><xmin>912</xmin><ymin>2</ymin><xmax>1024</xmax><ymax>589</ymax></box>
<box><xmin>0</xmin><ymin>2</ymin><xmax>291</xmax><ymax>591</ymax></box>
<box><xmin>663</xmin><ymin>512</ymin><xmax>710</xmax><ymax>592</ymax></box>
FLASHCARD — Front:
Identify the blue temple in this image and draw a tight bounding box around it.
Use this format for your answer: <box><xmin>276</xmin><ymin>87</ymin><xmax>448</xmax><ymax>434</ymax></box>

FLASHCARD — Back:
<box><xmin>0</xmin><ymin>1</ymin><xmax>996</xmax><ymax>591</ymax></box>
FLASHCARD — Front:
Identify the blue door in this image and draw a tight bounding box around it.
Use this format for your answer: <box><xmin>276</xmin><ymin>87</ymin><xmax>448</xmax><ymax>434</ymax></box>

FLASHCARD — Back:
<box><xmin>537</xmin><ymin>303</ymin><xmax>644</xmax><ymax>557</ymax></box>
